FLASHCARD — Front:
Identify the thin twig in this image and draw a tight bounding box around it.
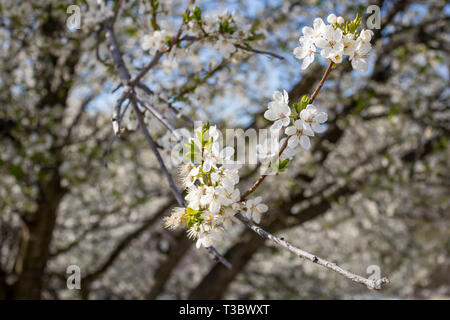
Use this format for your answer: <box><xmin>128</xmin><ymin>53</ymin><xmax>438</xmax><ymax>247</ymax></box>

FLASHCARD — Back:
<box><xmin>136</xmin><ymin>82</ymin><xmax>195</xmax><ymax>127</ymax></box>
<box><xmin>131</xmin><ymin>98</ymin><xmax>185</xmax><ymax>206</ymax></box>
<box><xmin>130</xmin><ymin>51</ymin><xmax>164</xmax><ymax>85</ymax></box>
<box><xmin>104</xmin><ymin>98</ymin><xmax>130</xmax><ymax>168</ymax></box>
<box><xmin>103</xmin><ymin>135</ymin><xmax>117</xmax><ymax>168</ymax></box>
<box><xmin>111</xmin><ymin>0</ymin><xmax>124</xmax><ymax>25</ymax></box>
<box><xmin>234</xmin><ymin>44</ymin><xmax>284</xmax><ymax>60</ymax></box>
<box><xmin>206</xmin><ymin>246</ymin><xmax>232</xmax><ymax>269</ymax></box>
<box><xmin>112</xmin><ymin>91</ymin><xmax>129</xmax><ymax>135</ymax></box>
<box><xmin>235</xmin><ymin>212</ymin><xmax>390</xmax><ymax>289</ymax></box>
<box><xmin>180</xmin><ymin>36</ymin><xmax>284</xmax><ymax>60</ymax></box>
<box><xmin>135</xmin><ymin>96</ymin><xmax>181</xmax><ymax>142</ymax></box>
<box><xmin>310</xmin><ymin>61</ymin><xmax>334</xmax><ymax>103</ymax></box>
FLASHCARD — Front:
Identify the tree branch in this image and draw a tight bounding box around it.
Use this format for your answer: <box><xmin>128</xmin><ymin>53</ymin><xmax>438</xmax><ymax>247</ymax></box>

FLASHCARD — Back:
<box><xmin>102</xmin><ymin>14</ymin><xmax>230</xmax><ymax>268</ymax></box>
<box><xmin>243</xmin><ymin>213</ymin><xmax>390</xmax><ymax>289</ymax></box>
<box><xmin>83</xmin><ymin>201</ymin><xmax>174</xmax><ymax>284</ymax></box>
<box><xmin>234</xmin><ymin>44</ymin><xmax>284</xmax><ymax>60</ymax></box>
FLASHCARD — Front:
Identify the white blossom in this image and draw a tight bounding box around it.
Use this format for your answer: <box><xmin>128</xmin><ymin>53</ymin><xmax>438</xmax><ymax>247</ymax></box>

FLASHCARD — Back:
<box><xmin>257</xmin><ymin>136</ymin><xmax>281</xmax><ymax>165</ymax></box>
<box><xmin>245</xmin><ymin>196</ymin><xmax>268</xmax><ymax>224</ymax></box>
<box><xmin>360</xmin><ymin>29</ymin><xmax>374</xmax><ymax>43</ymax></box>
<box><xmin>264</xmin><ymin>90</ymin><xmax>291</xmax><ymax>130</ymax></box>
<box><xmin>221</xmin><ymin>169</ymin><xmax>240</xmax><ymax>191</ymax></box>
<box><xmin>200</xmin><ymin>186</ymin><xmax>229</xmax><ymax>214</ymax></box>
<box><xmin>222</xmin><ymin>207</ymin><xmax>237</xmax><ymax>229</ymax></box>
<box><xmin>292</xmin><ymin>14</ymin><xmax>372</xmax><ymax>70</ymax></box>
<box><xmin>349</xmin><ymin>39</ymin><xmax>371</xmax><ymax>72</ymax></box>
<box><xmin>327</xmin><ymin>13</ymin><xmax>337</xmax><ymax>24</ymax></box>
<box><xmin>293</xmin><ymin>38</ymin><xmax>316</xmax><ymax>70</ymax></box>
<box><xmin>300</xmin><ymin>104</ymin><xmax>328</xmax><ymax>133</ymax></box>
<box><xmin>214</xmin><ymin>36</ymin><xmax>236</xmax><ymax>58</ymax></box>
<box><xmin>293</xmin><ymin>18</ymin><xmax>325</xmax><ymax>70</ymax></box>
<box><xmin>163</xmin><ymin>207</ymin><xmax>185</xmax><ymax>230</ymax></box>
<box><xmin>183</xmin><ymin>166</ymin><xmax>200</xmax><ymax>188</ymax></box>
<box><xmin>285</xmin><ymin>119</ymin><xmax>314</xmax><ymax>150</ymax></box>
<box><xmin>185</xmin><ymin>186</ymin><xmax>204</xmax><ymax>210</ymax></box>
<box><xmin>141</xmin><ymin>29</ymin><xmax>171</xmax><ymax>55</ymax></box>
<box><xmin>315</xmin><ymin>25</ymin><xmax>344</xmax><ymax>62</ymax></box>
<box><xmin>343</xmin><ymin>33</ymin><xmax>357</xmax><ymax>56</ymax></box>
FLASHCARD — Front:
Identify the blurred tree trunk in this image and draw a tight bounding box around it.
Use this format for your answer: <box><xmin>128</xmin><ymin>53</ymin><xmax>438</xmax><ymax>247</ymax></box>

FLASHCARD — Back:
<box><xmin>13</xmin><ymin>169</ymin><xmax>66</xmax><ymax>299</ymax></box>
<box><xmin>0</xmin><ymin>269</ymin><xmax>10</xmax><ymax>299</ymax></box>
<box><xmin>7</xmin><ymin>7</ymin><xmax>80</xmax><ymax>299</ymax></box>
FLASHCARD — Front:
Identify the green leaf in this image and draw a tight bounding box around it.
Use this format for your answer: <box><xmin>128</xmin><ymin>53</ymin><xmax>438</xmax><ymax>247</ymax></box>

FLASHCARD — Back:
<box><xmin>185</xmin><ymin>139</ymin><xmax>201</xmax><ymax>162</ymax></box>
<box><xmin>10</xmin><ymin>164</ymin><xmax>24</xmax><ymax>180</ymax></box>
<box><xmin>271</xmin><ymin>158</ymin><xmax>290</xmax><ymax>174</ymax></box>
<box><xmin>186</xmin><ymin>207</ymin><xmax>197</xmax><ymax>216</ymax></box>
<box><xmin>246</xmin><ymin>33</ymin><xmax>265</xmax><ymax>42</ymax></box>
<box><xmin>125</xmin><ymin>27</ymin><xmax>137</xmax><ymax>37</ymax></box>
<box><xmin>185</xmin><ymin>208</ymin><xmax>204</xmax><ymax>228</ymax></box>
<box><xmin>192</xmin><ymin>6</ymin><xmax>202</xmax><ymax>22</ymax></box>
<box><xmin>219</xmin><ymin>19</ymin><xmax>235</xmax><ymax>35</ymax></box>
<box><xmin>295</xmin><ymin>95</ymin><xmax>310</xmax><ymax>114</ymax></box>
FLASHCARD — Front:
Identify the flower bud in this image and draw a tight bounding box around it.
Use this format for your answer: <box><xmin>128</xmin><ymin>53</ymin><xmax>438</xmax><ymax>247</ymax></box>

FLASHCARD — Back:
<box><xmin>337</xmin><ymin>16</ymin><xmax>344</xmax><ymax>25</ymax></box>
<box><xmin>331</xmin><ymin>53</ymin><xmax>342</xmax><ymax>64</ymax></box>
<box><xmin>360</xmin><ymin>29</ymin><xmax>373</xmax><ymax>43</ymax></box>
<box><xmin>327</xmin><ymin>14</ymin><xmax>337</xmax><ymax>24</ymax></box>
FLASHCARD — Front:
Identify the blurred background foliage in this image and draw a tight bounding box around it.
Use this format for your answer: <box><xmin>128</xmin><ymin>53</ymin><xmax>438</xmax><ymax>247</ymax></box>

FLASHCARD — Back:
<box><xmin>0</xmin><ymin>0</ymin><xmax>449</xmax><ymax>299</ymax></box>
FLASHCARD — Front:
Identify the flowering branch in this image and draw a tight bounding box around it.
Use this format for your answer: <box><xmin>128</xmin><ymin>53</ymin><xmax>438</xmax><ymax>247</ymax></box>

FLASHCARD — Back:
<box><xmin>162</xmin><ymin>12</ymin><xmax>391</xmax><ymax>290</ymax></box>
<box><xmin>240</xmin><ymin>61</ymin><xmax>334</xmax><ymax>201</ymax></box>
<box><xmin>101</xmin><ymin>10</ymin><xmax>231</xmax><ymax>268</ymax></box>
<box><xmin>234</xmin><ymin>59</ymin><xmax>391</xmax><ymax>290</ymax></box>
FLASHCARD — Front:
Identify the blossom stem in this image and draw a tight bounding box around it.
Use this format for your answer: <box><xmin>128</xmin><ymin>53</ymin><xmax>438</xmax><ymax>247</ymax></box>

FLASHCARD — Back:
<box><xmin>309</xmin><ymin>60</ymin><xmax>334</xmax><ymax>103</ymax></box>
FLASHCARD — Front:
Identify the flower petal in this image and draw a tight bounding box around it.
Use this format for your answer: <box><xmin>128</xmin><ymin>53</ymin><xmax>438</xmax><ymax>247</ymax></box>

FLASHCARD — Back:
<box><xmin>312</xmin><ymin>122</ymin><xmax>325</xmax><ymax>133</ymax></box>
<box><xmin>253</xmin><ymin>211</ymin><xmax>261</xmax><ymax>224</ymax></box>
<box><xmin>288</xmin><ymin>136</ymin><xmax>299</xmax><ymax>148</ymax></box>
<box><xmin>316</xmin><ymin>112</ymin><xmax>328</xmax><ymax>123</ymax></box>
<box><xmin>285</xmin><ymin>126</ymin><xmax>296</xmax><ymax>136</ymax></box>
<box><xmin>299</xmin><ymin>135</ymin><xmax>311</xmax><ymax>150</ymax></box>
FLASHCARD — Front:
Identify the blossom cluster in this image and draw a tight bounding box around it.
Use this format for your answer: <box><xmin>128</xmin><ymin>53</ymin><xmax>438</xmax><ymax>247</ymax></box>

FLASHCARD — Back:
<box><xmin>259</xmin><ymin>90</ymin><xmax>328</xmax><ymax>173</ymax></box>
<box><xmin>155</xmin><ymin>13</ymin><xmax>376</xmax><ymax>250</ymax></box>
<box><xmin>164</xmin><ymin>123</ymin><xmax>268</xmax><ymax>248</ymax></box>
<box><xmin>293</xmin><ymin>13</ymin><xmax>373</xmax><ymax>71</ymax></box>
